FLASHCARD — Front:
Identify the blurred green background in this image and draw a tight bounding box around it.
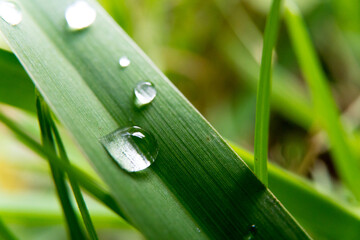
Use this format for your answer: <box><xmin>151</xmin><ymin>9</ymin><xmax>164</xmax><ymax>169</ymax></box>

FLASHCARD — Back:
<box><xmin>1</xmin><ymin>0</ymin><xmax>360</xmax><ymax>238</ymax></box>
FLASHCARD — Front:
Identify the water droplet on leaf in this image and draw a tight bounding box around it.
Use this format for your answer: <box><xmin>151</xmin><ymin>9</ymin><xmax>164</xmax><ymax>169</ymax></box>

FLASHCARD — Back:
<box><xmin>244</xmin><ymin>224</ymin><xmax>257</xmax><ymax>240</ymax></box>
<box><xmin>134</xmin><ymin>82</ymin><xmax>156</xmax><ymax>108</ymax></box>
<box><xmin>249</xmin><ymin>224</ymin><xmax>257</xmax><ymax>233</ymax></box>
<box><xmin>0</xmin><ymin>1</ymin><xmax>22</xmax><ymax>26</ymax></box>
<box><xmin>65</xmin><ymin>1</ymin><xmax>96</xmax><ymax>30</ymax></box>
<box><xmin>100</xmin><ymin>126</ymin><xmax>158</xmax><ymax>172</ymax></box>
<box><xmin>119</xmin><ymin>56</ymin><xmax>130</xmax><ymax>68</ymax></box>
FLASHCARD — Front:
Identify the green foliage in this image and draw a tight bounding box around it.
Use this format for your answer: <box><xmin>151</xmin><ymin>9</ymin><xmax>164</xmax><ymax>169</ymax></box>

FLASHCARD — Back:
<box><xmin>0</xmin><ymin>0</ymin><xmax>359</xmax><ymax>239</ymax></box>
<box><xmin>0</xmin><ymin>0</ymin><xmax>309</xmax><ymax>239</ymax></box>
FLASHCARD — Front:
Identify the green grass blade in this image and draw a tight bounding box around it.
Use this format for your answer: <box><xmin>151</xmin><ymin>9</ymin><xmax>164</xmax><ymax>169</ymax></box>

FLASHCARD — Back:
<box><xmin>47</xmin><ymin>108</ymin><xmax>99</xmax><ymax>240</ymax></box>
<box><xmin>0</xmin><ymin>109</ymin><xmax>124</xmax><ymax>219</ymax></box>
<box><xmin>36</xmin><ymin>94</ymin><xmax>86</xmax><ymax>239</ymax></box>
<box><xmin>230</xmin><ymin>142</ymin><xmax>360</xmax><ymax>239</ymax></box>
<box><xmin>0</xmin><ymin>0</ymin><xmax>309</xmax><ymax>238</ymax></box>
<box><xmin>0</xmin><ymin>49</ymin><xmax>34</xmax><ymax>112</ymax></box>
<box><xmin>254</xmin><ymin>0</ymin><xmax>282</xmax><ymax>186</ymax></box>
<box><xmin>284</xmin><ymin>0</ymin><xmax>360</xmax><ymax>200</ymax></box>
<box><xmin>0</xmin><ymin>218</ymin><xmax>17</xmax><ymax>240</ymax></box>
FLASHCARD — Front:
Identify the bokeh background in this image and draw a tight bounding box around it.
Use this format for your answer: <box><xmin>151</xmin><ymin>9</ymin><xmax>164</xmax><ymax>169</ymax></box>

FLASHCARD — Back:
<box><xmin>1</xmin><ymin>0</ymin><xmax>360</xmax><ymax>238</ymax></box>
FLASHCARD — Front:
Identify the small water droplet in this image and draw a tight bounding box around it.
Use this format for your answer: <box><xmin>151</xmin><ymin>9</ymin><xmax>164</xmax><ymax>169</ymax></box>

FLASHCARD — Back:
<box><xmin>65</xmin><ymin>1</ymin><xmax>96</xmax><ymax>30</ymax></box>
<box><xmin>119</xmin><ymin>56</ymin><xmax>130</xmax><ymax>68</ymax></box>
<box><xmin>100</xmin><ymin>126</ymin><xmax>158</xmax><ymax>172</ymax></box>
<box><xmin>0</xmin><ymin>1</ymin><xmax>22</xmax><ymax>26</ymax></box>
<box><xmin>134</xmin><ymin>82</ymin><xmax>156</xmax><ymax>108</ymax></box>
<box><xmin>249</xmin><ymin>224</ymin><xmax>257</xmax><ymax>234</ymax></box>
<box><xmin>244</xmin><ymin>224</ymin><xmax>257</xmax><ymax>240</ymax></box>
<box><xmin>196</xmin><ymin>228</ymin><xmax>201</xmax><ymax>233</ymax></box>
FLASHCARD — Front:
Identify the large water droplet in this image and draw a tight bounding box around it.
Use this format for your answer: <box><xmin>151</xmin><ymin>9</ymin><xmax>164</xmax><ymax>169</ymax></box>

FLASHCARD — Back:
<box><xmin>65</xmin><ymin>1</ymin><xmax>96</xmax><ymax>30</ymax></box>
<box><xmin>0</xmin><ymin>1</ymin><xmax>22</xmax><ymax>26</ymax></box>
<box><xmin>100</xmin><ymin>126</ymin><xmax>158</xmax><ymax>172</ymax></box>
<box><xmin>119</xmin><ymin>56</ymin><xmax>130</xmax><ymax>68</ymax></box>
<box><xmin>134</xmin><ymin>82</ymin><xmax>156</xmax><ymax>108</ymax></box>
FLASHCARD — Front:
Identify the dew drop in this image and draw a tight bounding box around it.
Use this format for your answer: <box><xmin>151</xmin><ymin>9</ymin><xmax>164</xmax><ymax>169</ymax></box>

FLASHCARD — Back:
<box><xmin>134</xmin><ymin>82</ymin><xmax>156</xmax><ymax>108</ymax></box>
<box><xmin>119</xmin><ymin>56</ymin><xmax>130</xmax><ymax>68</ymax></box>
<box><xmin>244</xmin><ymin>224</ymin><xmax>257</xmax><ymax>240</ymax></box>
<box><xmin>65</xmin><ymin>1</ymin><xmax>96</xmax><ymax>31</ymax></box>
<box><xmin>249</xmin><ymin>224</ymin><xmax>257</xmax><ymax>234</ymax></box>
<box><xmin>100</xmin><ymin>126</ymin><xmax>158</xmax><ymax>172</ymax></box>
<box><xmin>0</xmin><ymin>1</ymin><xmax>22</xmax><ymax>26</ymax></box>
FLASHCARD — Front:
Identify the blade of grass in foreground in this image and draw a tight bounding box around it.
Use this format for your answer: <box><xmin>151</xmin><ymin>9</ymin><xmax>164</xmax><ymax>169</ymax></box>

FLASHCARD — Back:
<box><xmin>0</xmin><ymin>218</ymin><xmax>17</xmax><ymax>240</ymax></box>
<box><xmin>36</xmin><ymin>94</ymin><xmax>86</xmax><ymax>239</ymax></box>
<box><xmin>254</xmin><ymin>0</ymin><xmax>282</xmax><ymax>186</ymax></box>
<box><xmin>284</xmin><ymin>0</ymin><xmax>360</xmax><ymax>200</ymax></box>
<box><xmin>38</xmin><ymin>93</ymin><xmax>99</xmax><ymax>240</ymax></box>
<box><xmin>0</xmin><ymin>0</ymin><xmax>309</xmax><ymax>238</ymax></box>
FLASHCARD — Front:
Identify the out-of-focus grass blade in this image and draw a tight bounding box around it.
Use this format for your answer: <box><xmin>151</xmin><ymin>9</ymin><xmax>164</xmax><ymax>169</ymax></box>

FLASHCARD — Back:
<box><xmin>0</xmin><ymin>110</ymin><xmax>124</xmax><ymax>219</ymax></box>
<box><xmin>230</xmin><ymin>142</ymin><xmax>360</xmax><ymax>239</ymax></box>
<box><xmin>0</xmin><ymin>218</ymin><xmax>17</xmax><ymax>240</ymax></box>
<box><xmin>254</xmin><ymin>0</ymin><xmax>282</xmax><ymax>186</ymax></box>
<box><xmin>284</xmin><ymin>0</ymin><xmax>360</xmax><ymax>200</ymax></box>
<box><xmin>36</xmin><ymin>95</ymin><xmax>86</xmax><ymax>239</ymax></box>
<box><xmin>0</xmin><ymin>0</ymin><xmax>309</xmax><ymax>238</ymax></box>
<box><xmin>41</xmin><ymin>98</ymin><xmax>98</xmax><ymax>240</ymax></box>
<box><xmin>0</xmin><ymin>193</ymin><xmax>131</xmax><ymax>229</ymax></box>
<box><xmin>332</xmin><ymin>0</ymin><xmax>360</xmax><ymax>32</ymax></box>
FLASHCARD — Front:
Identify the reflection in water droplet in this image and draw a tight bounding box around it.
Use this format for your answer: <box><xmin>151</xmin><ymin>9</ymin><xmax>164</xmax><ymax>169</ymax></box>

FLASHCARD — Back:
<box><xmin>65</xmin><ymin>1</ymin><xmax>96</xmax><ymax>30</ymax></box>
<box><xmin>134</xmin><ymin>82</ymin><xmax>156</xmax><ymax>108</ymax></box>
<box><xmin>119</xmin><ymin>56</ymin><xmax>130</xmax><ymax>68</ymax></box>
<box><xmin>0</xmin><ymin>1</ymin><xmax>22</xmax><ymax>26</ymax></box>
<box><xmin>100</xmin><ymin>126</ymin><xmax>158</xmax><ymax>172</ymax></box>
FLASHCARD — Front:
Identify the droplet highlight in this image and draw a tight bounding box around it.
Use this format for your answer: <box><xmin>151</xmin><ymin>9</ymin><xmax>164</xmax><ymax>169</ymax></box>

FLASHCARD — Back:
<box><xmin>119</xmin><ymin>56</ymin><xmax>130</xmax><ymax>68</ymax></box>
<box><xmin>0</xmin><ymin>1</ymin><xmax>22</xmax><ymax>26</ymax></box>
<box><xmin>244</xmin><ymin>224</ymin><xmax>257</xmax><ymax>240</ymax></box>
<box><xmin>100</xmin><ymin>126</ymin><xmax>158</xmax><ymax>172</ymax></box>
<box><xmin>65</xmin><ymin>1</ymin><xmax>96</xmax><ymax>30</ymax></box>
<box><xmin>134</xmin><ymin>82</ymin><xmax>157</xmax><ymax>108</ymax></box>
